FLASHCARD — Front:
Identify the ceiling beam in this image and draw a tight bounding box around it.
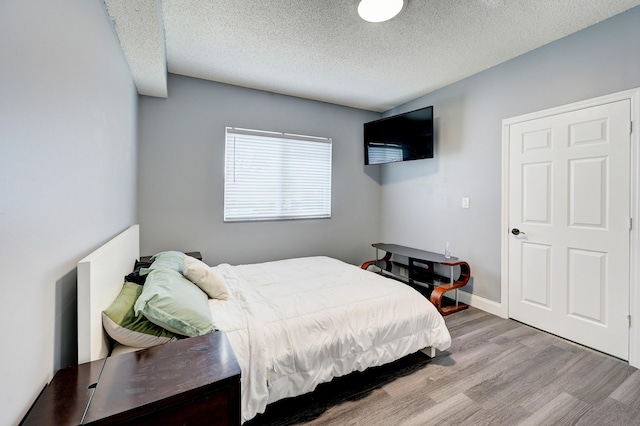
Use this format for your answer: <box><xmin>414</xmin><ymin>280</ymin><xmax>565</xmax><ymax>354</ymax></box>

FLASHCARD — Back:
<box><xmin>104</xmin><ymin>0</ymin><xmax>167</xmax><ymax>98</ymax></box>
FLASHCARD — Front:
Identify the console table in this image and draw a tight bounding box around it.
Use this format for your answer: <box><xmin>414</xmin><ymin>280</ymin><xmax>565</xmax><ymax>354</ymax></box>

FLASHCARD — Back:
<box><xmin>361</xmin><ymin>243</ymin><xmax>470</xmax><ymax>315</ymax></box>
<box><xmin>22</xmin><ymin>331</ymin><xmax>241</xmax><ymax>425</ymax></box>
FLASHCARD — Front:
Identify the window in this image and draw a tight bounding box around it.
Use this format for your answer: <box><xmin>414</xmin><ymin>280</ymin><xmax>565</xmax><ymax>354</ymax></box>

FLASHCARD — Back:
<box><xmin>224</xmin><ymin>127</ymin><xmax>332</xmax><ymax>222</ymax></box>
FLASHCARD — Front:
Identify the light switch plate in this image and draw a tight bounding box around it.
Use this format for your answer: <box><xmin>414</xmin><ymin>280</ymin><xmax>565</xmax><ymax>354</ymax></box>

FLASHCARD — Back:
<box><xmin>462</xmin><ymin>197</ymin><xmax>470</xmax><ymax>208</ymax></box>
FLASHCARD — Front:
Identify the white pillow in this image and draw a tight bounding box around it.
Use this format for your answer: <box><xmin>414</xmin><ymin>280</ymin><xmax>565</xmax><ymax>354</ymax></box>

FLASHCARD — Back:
<box><xmin>182</xmin><ymin>256</ymin><xmax>229</xmax><ymax>300</ymax></box>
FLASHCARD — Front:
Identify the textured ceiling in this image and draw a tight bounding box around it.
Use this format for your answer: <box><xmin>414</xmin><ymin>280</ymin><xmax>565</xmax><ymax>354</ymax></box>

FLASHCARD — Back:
<box><xmin>105</xmin><ymin>0</ymin><xmax>640</xmax><ymax>112</ymax></box>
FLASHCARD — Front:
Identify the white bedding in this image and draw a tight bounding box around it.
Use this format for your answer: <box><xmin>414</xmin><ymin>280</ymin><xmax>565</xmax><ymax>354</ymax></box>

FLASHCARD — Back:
<box><xmin>208</xmin><ymin>256</ymin><xmax>451</xmax><ymax>423</ymax></box>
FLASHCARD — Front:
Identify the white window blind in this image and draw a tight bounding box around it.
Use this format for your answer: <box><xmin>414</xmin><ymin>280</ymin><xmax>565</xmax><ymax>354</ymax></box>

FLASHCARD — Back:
<box><xmin>224</xmin><ymin>127</ymin><xmax>332</xmax><ymax>222</ymax></box>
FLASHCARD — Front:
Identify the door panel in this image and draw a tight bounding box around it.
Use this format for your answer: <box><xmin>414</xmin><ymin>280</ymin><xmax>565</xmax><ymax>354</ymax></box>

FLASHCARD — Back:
<box><xmin>569</xmin><ymin>157</ymin><xmax>607</xmax><ymax>227</ymax></box>
<box><xmin>508</xmin><ymin>100</ymin><xmax>631</xmax><ymax>360</ymax></box>
<box><xmin>567</xmin><ymin>248</ymin><xmax>606</xmax><ymax>323</ymax></box>
<box><xmin>523</xmin><ymin>162</ymin><xmax>552</xmax><ymax>224</ymax></box>
<box><xmin>521</xmin><ymin>242</ymin><xmax>551</xmax><ymax>308</ymax></box>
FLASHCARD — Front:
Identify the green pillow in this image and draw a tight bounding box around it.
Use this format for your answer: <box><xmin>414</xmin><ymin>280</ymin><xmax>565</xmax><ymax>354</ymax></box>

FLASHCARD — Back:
<box><xmin>102</xmin><ymin>283</ymin><xmax>179</xmax><ymax>348</ymax></box>
<box><xmin>140</xmin><ymin>251</ymin><xmax>186</xmax><ymax>276</ymax></box>
<box><xmin>134</xmin><ymin>268</ymin><xmax>214</xmax><ymax>337</ymax></box>
<box><xmin>151</xmin><ymin>251</ymin><xmax>186</xmax><ymax>272</ymax></box>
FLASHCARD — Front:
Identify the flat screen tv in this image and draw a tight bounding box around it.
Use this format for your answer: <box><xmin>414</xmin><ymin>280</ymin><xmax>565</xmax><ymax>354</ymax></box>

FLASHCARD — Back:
<box><xmin>364</xmin><ymin>106</ymin><xmax>434</xmax><ymax>165</ymax></box>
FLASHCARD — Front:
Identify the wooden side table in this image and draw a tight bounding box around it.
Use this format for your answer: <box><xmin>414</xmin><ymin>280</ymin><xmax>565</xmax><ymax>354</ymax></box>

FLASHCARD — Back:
<box><xmin>23</xmin><ymin>331</ymin><xmax>241</xmax><ymax>425</ymax></box>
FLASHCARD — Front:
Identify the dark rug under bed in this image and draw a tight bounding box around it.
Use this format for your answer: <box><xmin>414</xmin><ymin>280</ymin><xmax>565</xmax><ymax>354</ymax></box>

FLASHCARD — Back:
<box><xmin>244</xmin><ymin>351</ymin><xmax>434</xmax><ymax>426</ymax></box>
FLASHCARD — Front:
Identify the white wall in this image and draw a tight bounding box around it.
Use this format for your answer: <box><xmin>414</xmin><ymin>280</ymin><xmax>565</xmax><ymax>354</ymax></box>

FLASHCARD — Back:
<box><xmin>380</xmin><ymin>6</ymin><xmax>640</xmax><ymax>302</ymax></box>
<box><xmin>0</xmin><ymin>1</ymin><xmax>137</xmax><ymax>424</ymax></box>
<box><xmin>138</xmin><ymin>75</ymin><xmax>381</xmax><ymax>267</ymax></box>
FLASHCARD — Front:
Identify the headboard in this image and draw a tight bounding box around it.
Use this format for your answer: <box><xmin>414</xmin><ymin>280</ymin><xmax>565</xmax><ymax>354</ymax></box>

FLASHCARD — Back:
<box><xmin>77</xmin><ymin>224</ymin><xmax>140</xmax><ymax>364</ymax></box>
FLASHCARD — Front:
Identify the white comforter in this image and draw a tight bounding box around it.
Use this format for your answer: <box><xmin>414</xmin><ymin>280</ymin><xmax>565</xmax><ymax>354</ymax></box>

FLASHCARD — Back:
<box><xmin>208</xmin><ymin>256</ymin><xmax>451</xmax><ymax>423</ymax></box>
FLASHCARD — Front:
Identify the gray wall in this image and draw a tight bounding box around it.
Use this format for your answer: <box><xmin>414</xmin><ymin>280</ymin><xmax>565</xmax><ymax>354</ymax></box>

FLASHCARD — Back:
<box><xmin>138</xmin><ymin>75</ymin><xmax>381</xmax><ymax>267</ymax></box>
<box><xmin>0</xmin><ymin>1</ymin><xmax>137</xmax><ymax>424</ymax></box>
<box><xmin>380</xmin><ymin>6</ymin><xmax>640</xmax><ymax>302</ymax></box>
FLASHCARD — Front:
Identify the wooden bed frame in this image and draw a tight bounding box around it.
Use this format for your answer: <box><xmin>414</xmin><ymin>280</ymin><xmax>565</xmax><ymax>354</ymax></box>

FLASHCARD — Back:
<box><xmin>77</xmin><ymin>224</ymin><xmax>140</xmax><ymax>364</ymax></box>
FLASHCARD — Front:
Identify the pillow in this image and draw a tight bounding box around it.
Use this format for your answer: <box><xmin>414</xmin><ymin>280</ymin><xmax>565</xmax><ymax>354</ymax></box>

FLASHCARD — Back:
<box><xmin>102</xmin><ymin>282</ymin><xmax>180</xmax><ymax>348</ymax></box>
<box><xmin>183</xmin><ymin>256</ymin><xmax>230</xmax><ymax>300</ymax></box>
<box><xmin>134</xmin><ymin>268</ymin><xmax>215</xmax><ymax>337</ymax></box>
<box><xmin>139</xmin><ymin>251</ymin><xmax>186</xmax><ymax>276</ymax></box>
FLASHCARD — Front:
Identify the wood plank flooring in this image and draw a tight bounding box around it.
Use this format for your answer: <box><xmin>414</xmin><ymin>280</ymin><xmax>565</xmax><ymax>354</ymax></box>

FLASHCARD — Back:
<box><xmin>248</xmin><ymin>307</ymin><xmax>640</xmax><ymax>425</ymax></box>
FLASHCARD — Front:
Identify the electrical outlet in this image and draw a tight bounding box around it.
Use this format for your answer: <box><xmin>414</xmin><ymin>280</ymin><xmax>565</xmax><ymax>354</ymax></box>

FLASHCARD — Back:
<box><xmin>462</xmin><ymin>197</ymin><xmax>470</xmax><ymax>208</ymax></box>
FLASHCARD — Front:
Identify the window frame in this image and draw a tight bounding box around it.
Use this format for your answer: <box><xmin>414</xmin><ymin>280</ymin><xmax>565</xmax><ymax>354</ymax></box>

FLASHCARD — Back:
<box><xmin>223</xmin><ymin>127</ymin><xmax>332</xmax><ymax>222</ymax></box>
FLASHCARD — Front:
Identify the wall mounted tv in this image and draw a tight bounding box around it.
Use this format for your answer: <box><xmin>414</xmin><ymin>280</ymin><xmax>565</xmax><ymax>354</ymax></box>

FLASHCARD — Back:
<box><xmin>364</xmin><ymin>106</ymin><xmax>434</xmax><ymax>165</ymax></box>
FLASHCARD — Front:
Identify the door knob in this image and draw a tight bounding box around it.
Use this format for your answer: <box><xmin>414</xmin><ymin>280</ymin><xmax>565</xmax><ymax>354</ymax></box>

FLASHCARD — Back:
<box><xmin>511</xmin><ymin>228</ymin><xmax>525</xmax><ymax>236</ymax></box>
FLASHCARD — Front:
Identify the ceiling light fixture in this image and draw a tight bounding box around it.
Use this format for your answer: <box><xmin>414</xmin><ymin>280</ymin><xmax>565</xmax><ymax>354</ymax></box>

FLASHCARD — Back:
<box><xmin>357</xmin><ymin>0</ymin><xmax>406</xmax><ymax>23</ymax></box>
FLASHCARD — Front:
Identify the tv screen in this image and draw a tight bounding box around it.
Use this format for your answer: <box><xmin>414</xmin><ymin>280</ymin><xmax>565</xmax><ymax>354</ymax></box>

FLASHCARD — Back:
<box><xmin>364</xmin><ymin>106</ymin><xmax>434</xmax><ymax>165</ymax></box>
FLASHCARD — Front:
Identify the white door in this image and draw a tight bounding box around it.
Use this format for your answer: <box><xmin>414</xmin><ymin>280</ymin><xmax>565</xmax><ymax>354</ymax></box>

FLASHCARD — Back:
<box><xmin>508</xmin><ymin>99</ymin><xmax>631</xmax><ymax>359</ymax></box>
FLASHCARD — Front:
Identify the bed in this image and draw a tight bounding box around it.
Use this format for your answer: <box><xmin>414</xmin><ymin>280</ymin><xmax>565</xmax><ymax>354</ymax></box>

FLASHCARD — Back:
<box><xmin>77</xmin><ymin>225</ymin><xmax>452</xmax><ymax>423</ymax></box>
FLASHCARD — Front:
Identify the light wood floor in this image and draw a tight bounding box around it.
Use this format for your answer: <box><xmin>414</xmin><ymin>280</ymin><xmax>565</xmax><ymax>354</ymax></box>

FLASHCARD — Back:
<box><xmin>286</xmin><ymin>307</ymin><xmax>640</xmax><ymax>425</ymax></box>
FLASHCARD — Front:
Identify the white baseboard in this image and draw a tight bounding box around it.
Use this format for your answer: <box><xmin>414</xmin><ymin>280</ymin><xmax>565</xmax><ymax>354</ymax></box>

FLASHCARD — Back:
<box><xmin>447</xmin><ymin>290</ymin><xmax>506</xmax><ymax>318</ymax></box>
